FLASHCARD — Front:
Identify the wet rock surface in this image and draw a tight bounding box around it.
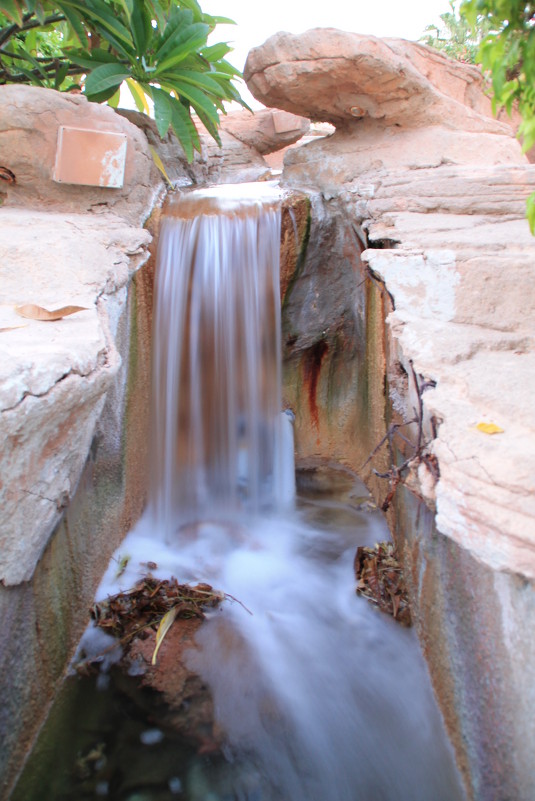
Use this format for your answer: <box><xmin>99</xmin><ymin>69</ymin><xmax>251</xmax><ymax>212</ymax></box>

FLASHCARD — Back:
<box><xmin>246</xmin><ymin>27</ymin><xmax>535</xmax><ymax>801</ymax></box>
<box><xmin>117</xmin><ymin>619</ymin><xmax>220</xmax><ymax>753</ymax></box>
<box><xmin>248</xmin><ymin>28</ymin><xmax>535</xmax><ymax>579</ymax></box>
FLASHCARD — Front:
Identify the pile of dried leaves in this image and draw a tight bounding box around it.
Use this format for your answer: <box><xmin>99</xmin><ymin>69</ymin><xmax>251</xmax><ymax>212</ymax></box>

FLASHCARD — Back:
<box><xmin>354</xmin><ymin>542</ymin><xmax>411</xmax><ymax>626</ymax></box>
<box><xmin>91</xmin><ymin>577</ymin><xmax>224</xmax><ymax>644</ymax></box>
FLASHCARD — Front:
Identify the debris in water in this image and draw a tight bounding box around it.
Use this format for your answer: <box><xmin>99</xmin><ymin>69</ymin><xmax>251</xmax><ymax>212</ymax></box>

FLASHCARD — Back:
<box><xmin>91</xmin><ymin>577</ymin><xmax>224</xmax><ymax>644</ymax></box>
<box><xmin>354</xmin><ymin>542</ymin><xmax>412</xmax><ymax>626</ymax></box>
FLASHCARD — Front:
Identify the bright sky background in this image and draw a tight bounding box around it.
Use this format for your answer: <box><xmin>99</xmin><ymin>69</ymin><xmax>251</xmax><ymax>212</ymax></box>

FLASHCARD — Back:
<box><xmin>201</xmin><ymin>0</ymin><xmax>451</xmax><ymax>106</ymax></box>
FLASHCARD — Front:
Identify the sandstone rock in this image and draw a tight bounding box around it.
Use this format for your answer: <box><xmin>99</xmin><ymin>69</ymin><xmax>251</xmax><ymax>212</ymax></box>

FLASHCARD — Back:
<box><xmin>0</xmin><ymin>85</ymin><xmax>163</xmax><ymax>225</ymax></box>
<box><xmin>245</xmin><ymin>29</ymin><xmax>511</xmax><ymax>131</ymax></box>
<box><xmin>119</xmin><ymin>108</ymin><xmax>271</xmax><ymax>186</ymax></box>
<box><xmin>196</xmin><ymin>128</ymin><xmax>271</xmax><ymax>184</ymax></box>
<box><xmin>0</xmin><ymin>209</ymin><xmax>151</xmax><ymax>585</ymax></box>
<box><xmin>220</xmin><ymin>108</ymin><xmax>309</xmax><ymax>154</ymax></box>
<box><xmin>245</xmin><ymin>30</ymin><xmax>526</xmax><ymax>184</ymax></box>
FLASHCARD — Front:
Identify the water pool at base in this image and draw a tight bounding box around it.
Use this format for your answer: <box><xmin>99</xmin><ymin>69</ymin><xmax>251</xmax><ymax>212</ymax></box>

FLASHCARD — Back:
<box><xmin>11</xmin><ymin>470</ymin><xmax>465</xmax><ymax>801</ymax></box>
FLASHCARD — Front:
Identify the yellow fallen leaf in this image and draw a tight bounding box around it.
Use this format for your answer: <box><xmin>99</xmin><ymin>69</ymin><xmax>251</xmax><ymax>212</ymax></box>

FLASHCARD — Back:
<box><xmin>151</xmin><ymin>606</ymin><xmax>179</xmax><ymax>665</ymax></box>
<box><xmin>15</xmin><ymin>304</ymin><xmax>89</xmax><ymax>321</ymax></box>
<box><xmin>475</xmin><ymin>422</ymin><xmax>504</xmax><ymax>435</ymax></box>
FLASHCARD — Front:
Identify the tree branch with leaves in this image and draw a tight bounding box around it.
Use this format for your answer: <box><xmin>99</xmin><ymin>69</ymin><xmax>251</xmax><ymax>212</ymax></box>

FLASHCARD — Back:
<box><xmin>0</xmin><ymin>0</ymin><xmax>248</xmax><ymax>161</ymax></box>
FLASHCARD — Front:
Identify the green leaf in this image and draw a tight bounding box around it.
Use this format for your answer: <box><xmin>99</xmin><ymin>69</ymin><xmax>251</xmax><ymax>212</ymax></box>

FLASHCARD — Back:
<box><xmin>116</xmin><ymin>0</ymin><xmax>133</xmax><ymax>22</ymax></box>
<box><xmin>153</xmin><ymin>8</ymin><xmax>194</xmax><ymax>62</ymax></box>
<box><xmin>151</xmin><ymin>85</ymin><xmax>173</xmax><ymax>137</ymax></box>
<box><xmin>54</xmin><ymin>61</ymin><xmax>70</xmax><ymax>89</ymax></box>
<box><xmin>68</xmin><ymin>48</ymin><xmax>117</xmax><ymax>69</ymax></box>
<box><xmin>169</xmin><ymin>96</ymin><xmax>199</xmax><ymax>161</ymax></box>
<box><xmin>155</xmin><ymin>22</ymin><xmax>208</xmax><ymax>71</ymax></box>
<box><xmin>201</xmin><ymin>42</ymin><xmax>232</xmax><ymax>62</ymax></box>
<box><xmin>84</xmin><ymin>62</ymin><xmax>131</xmax><ymax>97</ymax></box>
<box><xmin>208</xmin><ymin>15</ymin><xmax>236</xmax><ymax>25</ymax></box>
<box><xmin>0</xmin><ymin>0</ymin><xmax>23</xmax><ymax>26</ymax></box>
<box><xmin>107</xmin><ymin>85</ymin><xmax>121</xmax><ymax>107</ymax></box>
<box><xmin>166</xmin><ymin>81</ymin><xmax>219</xmax><ymax>128</ymax></box>
<box><xmin>170</xmin><ymin>69</ymin><xmax>229</xmax><ymax>98</ymax></box>
<box><xmin>56</xmin><ymin>2</ymin><xmax>89</xmax><ymax>45</ymax></box>
<box><xmin>61</xmin><ymin>0</ymin><xmax>133</xmax><ymax>47</ymax></box>
<box><xmin>147</xmin><ymin>0</ymin><xmax>165</xmax><ymax>29</ymax></box>
<box><xmin>85</xmin><ymin>83</ymin><xmax>123</xmax><ymax>103</ymax></box>
<box><xmin>130</xmin><ymin>0</ymin><xmax>152</xmax><ymax>55</ymax></box>
<box><xmin>519</xmin><ymin>115</ymin><xmax>535</xmax><ymax>152</ymax></box>
<box><xmin>526</xmin><ymin>191</ymin><xmax>535</xmax><ymax>234</ymax></box>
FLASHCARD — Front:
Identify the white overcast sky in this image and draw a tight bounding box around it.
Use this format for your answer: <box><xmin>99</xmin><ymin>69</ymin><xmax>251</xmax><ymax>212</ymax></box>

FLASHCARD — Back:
<box><xmin>203</xmin><ymin>0</ymin><xmax>450</xmax><ymax>72</ymax></box>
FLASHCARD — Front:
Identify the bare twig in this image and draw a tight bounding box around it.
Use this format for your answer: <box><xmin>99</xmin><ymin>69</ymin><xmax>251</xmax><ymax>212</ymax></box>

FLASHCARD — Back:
<box><xmin>364</xmin><ymin>361</ymin><xmax>437</xmax><ymax>511</ymax></box>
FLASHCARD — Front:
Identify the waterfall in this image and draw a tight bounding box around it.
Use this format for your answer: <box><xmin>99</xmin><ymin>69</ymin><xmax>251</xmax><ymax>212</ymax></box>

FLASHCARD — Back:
<box><xmin>91</xmin><ymin>184</ymin><xmax>464</xmax><ymax>801</ymax></box>
<box><xmin>149</xmin><ymin>187</ymin><xmax>293</xmax><ymax>539</ymax></box>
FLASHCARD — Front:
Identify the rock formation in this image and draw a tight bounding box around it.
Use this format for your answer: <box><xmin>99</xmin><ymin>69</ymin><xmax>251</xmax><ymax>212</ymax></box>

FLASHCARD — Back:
<box><xmin>246</xmin><ymin>29</ymin><xmax>535</xmax><ymax>801</ymax></box>
<box><xmin>118</xmin><ymin>106</ymin><xmax>309</xmax><ymax>186</ymax></box>
<box><xmin>245</xmin><ymin>29</ymin><xmax>524</xmax><ymax>179</ymax></box>
<box><xmin>0</xmin><ymin>85</ymin><xmax>163</xmax><ymax>798</ymax></box>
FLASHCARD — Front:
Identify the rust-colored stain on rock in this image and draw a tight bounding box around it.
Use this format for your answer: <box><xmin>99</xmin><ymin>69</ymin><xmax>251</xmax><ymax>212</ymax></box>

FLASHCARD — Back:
<box><xmin>303</xmin><ymin>339</ymin><xmax>328</xmax><ymax>430</ymax></box>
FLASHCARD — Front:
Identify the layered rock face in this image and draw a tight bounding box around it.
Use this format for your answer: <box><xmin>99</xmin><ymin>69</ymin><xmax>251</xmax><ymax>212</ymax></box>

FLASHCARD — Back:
<box><xmin>0</xmin><ymin>86</ymin><xmax>162</xmax><ymax>798</ymax></box>
<box><xmin>246</xmin><ymin>30</ymin><xmax>535</xmax><ymax>801</ymax></box>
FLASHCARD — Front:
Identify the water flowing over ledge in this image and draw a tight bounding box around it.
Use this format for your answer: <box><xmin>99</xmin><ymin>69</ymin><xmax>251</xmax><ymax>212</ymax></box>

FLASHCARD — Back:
<box><xmin>79</xmin><ymin>185</ymin><xmax>464</xmax><ymax>801</ymax></box>
<box><xmin>149</xmin><ymin>183</ymin><xmax>293</xmax><ymax>539</ymax></box>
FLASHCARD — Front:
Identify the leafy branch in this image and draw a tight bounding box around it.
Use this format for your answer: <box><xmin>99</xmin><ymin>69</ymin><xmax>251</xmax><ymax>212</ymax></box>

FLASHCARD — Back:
<box><xmin>420</xmin><ymin>0</ymin><xmax>490</xmax><ymax>64</ymax></box>
<box><xmin>0</xmin><ymin>0</ymin><xmax>248</xmax><ymax>160</ymax></box>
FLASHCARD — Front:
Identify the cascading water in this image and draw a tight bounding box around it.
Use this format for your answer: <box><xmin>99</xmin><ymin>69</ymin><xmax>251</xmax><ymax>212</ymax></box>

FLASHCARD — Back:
<box><xmin>150</xmin><ymin>187</ymin><xmax>292</xmax><ymax>536</ymax></box>
<box><xmin>76</xmin><ymin>184</ymin><xmax>465</xmax><ymax>801</ymax></box>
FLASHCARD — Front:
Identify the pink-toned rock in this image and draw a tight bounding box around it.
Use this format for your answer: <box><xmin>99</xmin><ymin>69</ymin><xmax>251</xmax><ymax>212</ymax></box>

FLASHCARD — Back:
<box><xmin>244</xmin><ymin>29</ymin><xmax>512</xmax><ymax>133</ymax></box>
<box><xmin>245</xmin><ymin>30</ymin><xmax>526</xmax><ymax>186</ymax></box>
<box><xmin>220</xmin><ymin>108</ymin><xmax>309</xmax><ymax>154</ymax></box>
<box><xmin>0</xmin><ymin>85</ymin><xmax>162</xmax><ymax>225</ymax></box>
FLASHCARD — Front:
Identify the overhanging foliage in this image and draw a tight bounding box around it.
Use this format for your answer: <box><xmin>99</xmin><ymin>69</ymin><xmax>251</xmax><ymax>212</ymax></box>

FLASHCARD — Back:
<box><xmin>0</xmin><ymin>0</ymin><xmax>248</xmax><ymax>161</ymax></box>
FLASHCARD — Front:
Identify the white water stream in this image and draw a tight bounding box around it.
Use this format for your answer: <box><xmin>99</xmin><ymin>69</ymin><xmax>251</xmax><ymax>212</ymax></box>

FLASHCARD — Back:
<box><xmin>95</xmin><ymin>185</ymin><xmax>465</xmax><ymax>801</ymax></box>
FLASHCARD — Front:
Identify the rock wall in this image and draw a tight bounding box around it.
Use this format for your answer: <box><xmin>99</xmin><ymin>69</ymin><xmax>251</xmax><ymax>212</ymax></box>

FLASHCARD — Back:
<box><xmin>0</xmin><ymin>86</ymin><xmax>163</xmax><ymax>798</ymax></box>
<box><xmin>246</xmin><ymin>29</ymin><xmax>535</xmax><ymax>800</ymax></box>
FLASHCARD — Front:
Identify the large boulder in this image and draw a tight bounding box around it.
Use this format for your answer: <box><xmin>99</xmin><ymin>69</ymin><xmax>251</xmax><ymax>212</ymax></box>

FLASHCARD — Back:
<box><xmin>244</xmin><ymin>29</ymin><xmax>525</xmax><ymax>182</ymax></box>
<box><xmin>220</xmin><ymin>108</ymin><xmax>309</xmax><ymax>154</ymax></box>
<box><xmin>245</xmin><ymin>29</ymin><xmax>511</xmax><ymax>130</ymax></box>
<box><xmin>0</xmin><ymin>85</ymin><xmax>163</xmax><ymax>225</ymax></box>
